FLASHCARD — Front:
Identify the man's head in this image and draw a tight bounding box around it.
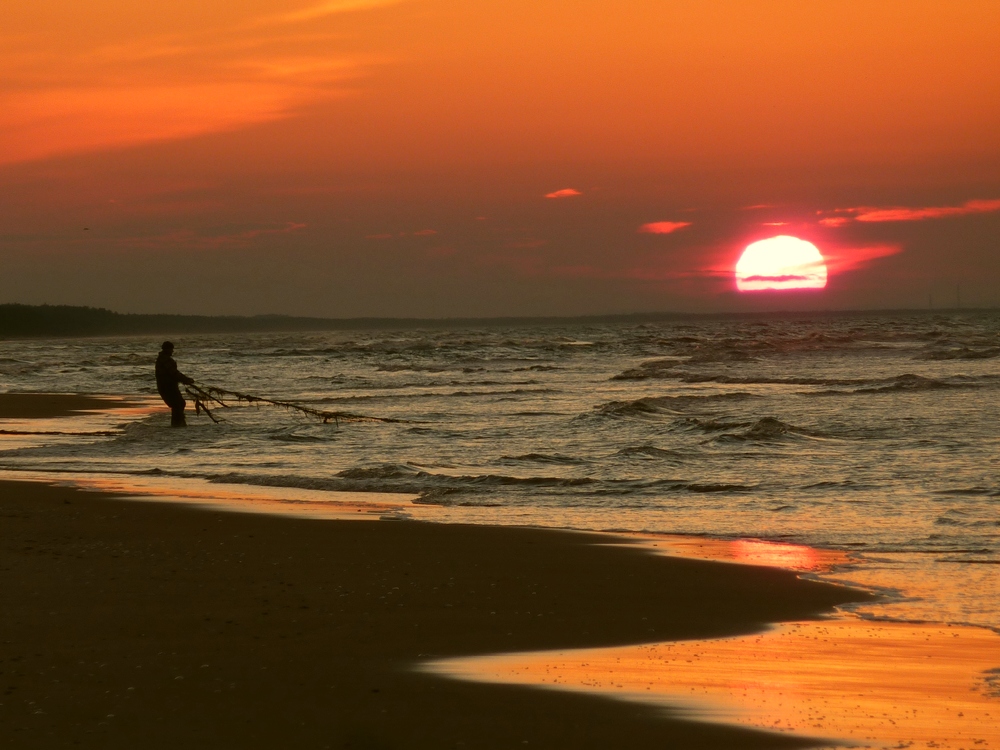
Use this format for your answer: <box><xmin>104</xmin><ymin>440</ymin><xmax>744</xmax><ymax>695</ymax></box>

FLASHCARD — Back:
<box><xmin>161</xmin><ymin>341</ymin><xmax>174</xmax><ymax>353</ymax></box>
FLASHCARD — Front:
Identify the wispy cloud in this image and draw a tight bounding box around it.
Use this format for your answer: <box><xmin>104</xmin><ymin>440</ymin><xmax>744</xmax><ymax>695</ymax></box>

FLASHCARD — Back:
<box><xmin>263</xmin><ymin>0</ymin><xmax>404</xmax><ymax>24</ymax></box>
<box><xmin>819</xmin><ymin>199</ymin><xmax>1000</xmax><ymax>225</ymax></box>
<box><xmin>855</xmin><ymin>199</ymin><xmax>1000</xmax><ymax>223</ymax></box>
<box><xmin>818</xmin><ymin>217</ymin><xmax>851</xmax><ymax>227</ymax></box>
<box><xmin>545</xmin><ymin>189</ymin><xmax>582</xmax><ymax>199</ymax></box>
<box><xmin>823</xmin><ymin>244</ymin><xmax>903</xmax><ymax>274</ymax></box>
<box><xmin>0</xmin><ymin>2</ymin><xmax>400</xmax><ymax>165</ymax></box>
<box><xmin>638</xmin><ymin>221</ymin><xmax>691</xmax><ymax>234</ymax></box>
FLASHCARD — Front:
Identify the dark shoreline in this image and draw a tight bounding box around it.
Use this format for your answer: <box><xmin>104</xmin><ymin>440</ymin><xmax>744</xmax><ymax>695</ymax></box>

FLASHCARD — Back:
<box><xmin>0</xmin><ymin>393</ymin><xmax>139</xmax><ymax>419</ymax></box>
<box><xmin>0</xmin><ymin>478</ymin><xmax>871</xmax><ymax>749</ymax></box>
<box><xmin>2</xmin><ymin>302</ymin><xmax>996</xmax><ymax>340</ymax></box>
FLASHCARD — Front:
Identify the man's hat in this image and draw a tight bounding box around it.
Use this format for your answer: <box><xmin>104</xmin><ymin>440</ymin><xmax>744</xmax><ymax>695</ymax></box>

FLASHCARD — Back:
<box><xmin>161</xmin><ymin>341</ymin><xmax>174</xmax><ymax>351</ymax></box>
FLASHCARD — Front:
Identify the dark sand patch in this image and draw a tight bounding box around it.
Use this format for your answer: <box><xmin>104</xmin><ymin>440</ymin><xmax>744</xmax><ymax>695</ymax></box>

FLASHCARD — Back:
<box><xmin>0</xmin><ymin>393</ymin><xmax>137</xmax><ymax>419</ymax></box>
<box><xmin>0</xmin><ymin>480</ymin><xmax>870</xmax><ymax>749</ymax></box>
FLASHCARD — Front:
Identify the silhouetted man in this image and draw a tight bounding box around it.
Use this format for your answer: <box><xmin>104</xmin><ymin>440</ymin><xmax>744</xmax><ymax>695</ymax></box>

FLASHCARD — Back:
<box><xmin>155</xmin><ymin>341</ymin><xmax>194</xmax><ymax>427</ymax></box>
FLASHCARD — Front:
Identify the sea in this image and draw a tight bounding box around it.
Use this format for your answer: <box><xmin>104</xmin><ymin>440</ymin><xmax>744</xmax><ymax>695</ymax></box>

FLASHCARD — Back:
<box><xmin>1</xmin><ymin>310</ymin><xmax>998</xmax><ymax>633</ymax></box>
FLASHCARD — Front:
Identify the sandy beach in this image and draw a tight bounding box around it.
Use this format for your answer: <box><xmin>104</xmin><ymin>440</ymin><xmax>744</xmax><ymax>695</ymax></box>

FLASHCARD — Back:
<box><xmin>6</xmin><ymin>393</ymin><xmax>999</xmax><ymax>749</ymax></box>
<box><xmin>1</xmin><ymin>476</ymin><xmax>864</xmax><ymax>749</ymax></box>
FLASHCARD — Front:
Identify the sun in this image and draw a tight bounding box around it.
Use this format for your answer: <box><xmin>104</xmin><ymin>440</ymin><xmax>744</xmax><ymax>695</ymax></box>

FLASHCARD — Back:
<box><xmin>735</xmin><ymin>236</ymin><xmax>828</xmax><ymax>292</ymax></box>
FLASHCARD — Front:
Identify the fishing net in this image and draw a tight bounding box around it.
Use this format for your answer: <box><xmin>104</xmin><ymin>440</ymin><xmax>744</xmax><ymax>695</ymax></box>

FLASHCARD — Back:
<box><xmin>184</xmin><ymin>383</ymin><xmax>403</xmax><ymax>426</ymax></box>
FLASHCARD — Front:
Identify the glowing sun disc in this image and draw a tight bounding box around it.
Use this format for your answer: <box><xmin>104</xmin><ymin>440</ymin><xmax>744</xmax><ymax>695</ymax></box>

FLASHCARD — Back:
<box><xmin>736</xmin><ymin>236</ymin><xmax>828</xmax><ymax>292</ymax></box>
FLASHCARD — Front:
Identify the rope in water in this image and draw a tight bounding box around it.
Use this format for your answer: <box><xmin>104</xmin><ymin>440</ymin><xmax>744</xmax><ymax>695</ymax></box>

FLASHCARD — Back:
<box><xmin>183</xmin><ymin>382</ymin><xmax>404</xmax><ymax>426</ymax></box>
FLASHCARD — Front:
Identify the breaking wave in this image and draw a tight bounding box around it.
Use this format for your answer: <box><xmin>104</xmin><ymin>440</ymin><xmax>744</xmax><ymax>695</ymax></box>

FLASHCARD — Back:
<box><xmin>198</xmin><ymin>467</ymin><xmax>758</xmax><ymax>503</ymax></box>
<box><xmin>678</xmin><ymin>416</ymin><xmax>824</xmax><ymax>442</ymax></box>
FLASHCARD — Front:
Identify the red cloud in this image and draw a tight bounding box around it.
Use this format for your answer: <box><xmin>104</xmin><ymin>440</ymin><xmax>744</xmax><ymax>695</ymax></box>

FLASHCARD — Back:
<box><xmin>545</xmin><ymin>188</ymin><xmax>582</xmax><ymax>199</ymax></box>
<box><xmin>819</xmin><ymin>217</ymin><xmax>850</xmax><ymax>227</ymax></box>
<box><xmin>823</xmin><ymin>244</ymin><xmax>902</xmax><ymax>274</ymax></box>
<box><xmin>413</xmin><ymin>229</ymin><xmax>438</xmax><ymax>236</ymax></box>
<box><xmin>638</xmin><ymin>221</ymin><xmax>692</xmax><ymax>234</ymax></box>
<box><xmin>819</xmin><ymin>198</ymin><xmax>1000</xmax><ymax>225</ymax></box>
<box><xmin>855</xmin><ymin>199</ymin><xmax>1000</xmax><ymax>222</ymax></box>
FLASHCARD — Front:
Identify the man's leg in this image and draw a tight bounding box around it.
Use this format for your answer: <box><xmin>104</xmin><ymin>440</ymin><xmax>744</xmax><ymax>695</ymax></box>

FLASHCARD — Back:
<box><xmin>168</xmin><ymin>395</ymin><xmax>187</xmax><ymax>427</ymax></box>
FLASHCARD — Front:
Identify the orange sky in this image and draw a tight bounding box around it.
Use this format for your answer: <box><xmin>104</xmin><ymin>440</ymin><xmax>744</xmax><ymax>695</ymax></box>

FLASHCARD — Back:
<box><xmin>2</xmin><ymin>0</ymin><xmax>999</xmax><ymax>315</ymax></box>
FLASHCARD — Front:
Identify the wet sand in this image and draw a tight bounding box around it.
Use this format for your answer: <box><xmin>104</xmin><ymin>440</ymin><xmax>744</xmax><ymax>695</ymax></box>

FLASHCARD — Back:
<box><xmin>0</xmin><ymin>478</ymin><xmax>867</xmax><ymax>749</ymax></box>
<box><xmin>432</xmin><ymin>620</ymin><xmax>1000</xmax><ymax>749</ymax></box>
<box><xmin>0</xmin><ymin>393</ymin><xmax>137</xmax><ymax>419</ymax></box>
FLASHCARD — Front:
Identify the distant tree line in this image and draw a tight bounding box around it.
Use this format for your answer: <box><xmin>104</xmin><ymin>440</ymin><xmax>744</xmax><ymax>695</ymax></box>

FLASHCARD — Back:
<box><xmin>0</xmin><ymin>304</ymin><xmax>348</xmax><ymax>339</ymax></box>
<box><xmin>0</xmin><ymin>303</ymin><xmax>692</xmax><ymax>339</ymax></box>
<box><xmin>1</xmin><ymin>302</ymin><xmax>991</xmax><ymax>340</ymax></box>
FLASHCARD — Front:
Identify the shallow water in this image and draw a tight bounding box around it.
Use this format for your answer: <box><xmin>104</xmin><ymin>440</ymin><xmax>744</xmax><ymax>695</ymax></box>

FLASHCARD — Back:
<box><xmin>1</xmin><ymin>311</ymin><xmax>998</xmax><ymax>630</ymax></box>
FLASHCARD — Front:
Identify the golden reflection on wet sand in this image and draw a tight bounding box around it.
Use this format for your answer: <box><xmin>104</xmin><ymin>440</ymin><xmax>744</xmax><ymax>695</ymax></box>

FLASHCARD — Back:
<box><xmin>637</xmin><ymin>535</ymin><xmax>850</xmax><ymax>572</ymax></box>
<box><xmin>427</xmin><ymin>620</ymin><xmax>1000</xmax><ymax>749</ymax></box>
<box><xmin>0</xmin><ymin>471</ymin><xmax>422</xmax><ymax>522</ymax></box>
<box><xmin>0</xmin><ymin>399</ymin><xmax>157</xmax><ymax>449</ymax></box>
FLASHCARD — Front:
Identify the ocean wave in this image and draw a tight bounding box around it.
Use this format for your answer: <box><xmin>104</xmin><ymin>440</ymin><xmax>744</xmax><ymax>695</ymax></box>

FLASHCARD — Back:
<box><xmin>685</xmin><ymin>349</ymin><xmax>760</xmax><ymax>363</ymax></box>
<box><xmin>448</xmin><ymin>387</ymin><xmax>559</xmax><ymax>398</ymax></box>
<box><xmin>199</xmin><ymin>467</ymin><xmax>758</xmax><ymax>503</ymax></box>
<box><xmin>934</xmin><ymin>486</ymin><xmax>1000</xmax><ymax>497</ymax></box>
<box><xmin>621</xmin><ymin>330</ymin><xmax>902</xmax><ymax>366</ymax></box>
<box><xmin>614</xmin><ymin>361</ymin><xmax>998</xmax><ymax>394</ymax></box>
<box><xmin>801</xmin><ymin>480</ymin><xmax>873</xmax><ymax>491</ymax></box>
<box><xmin>202</xmin><ymin>467</ymin><xmax>598</xmax><ymax>501</ymax></box>
<box><xmin>917</xmin><ymin>346</ymin><xmax>1000</xmax><ymax>360</ymax></box>
<box><xmin>854</xmin><ymin>373</ymin><xmax>965</xmax><ymax>393</ymax></box>
<box><xmin>376</xmin><ymin>364</ymin><xmax>450</xmax><ymax>373</ymax></box>
<box><xmin>592</xmin><ymin>399</ymin><xmax>673</xmax><ymax>418</ymax></box>
<box><xmin>592</xmin><ymin>392</ymin><xmax>755</xmax><ymax>419</ymax></box>
<box><xmin>335</xmin><ymin>464</ymin><xmax>422</xmax><ymax>480</ymax></box>
<box><xmin>265</xmin><ymin>430</ymin><xmax>330</xmax><ymax>443</ymax></box>
<box><xmin>662</xmin><ymin>392</ymin><xmax>758</xmax><ymax>406</ymax></box>
<box><xmin>680</xmin><ymin>482</ymin><xmax>756</xmax><ymax>493</ymax></box>
<box><xmin>612</xmin><ymin>359</ymin><xmax>862</xmax><ymax>384</ymax></box>
<box><xmin>314</xmin><ymin>386</ymin><xmax>559</xmax><ymax>404</ymax></box>
<box><xmin>677</xmin><ymin>416</ymin><xmax>823</xmax><ymax>442</ymax></box>
<box><xmin>497</xmin><ymin>453</ymin><xmax>587</xmax><ymax>465</ymax></box>
<box><xmin>934</xmin><ymin>516</ymin><xmax>965</xmax><ymax>526</ymax></box>
<box><xmin>809</xmin><ymin>373</ymin><xmax>992</xmax><ymax>395</ymax></box>
<box><xmin>614</xmin><ymin>445</ymin><xmax>686</xmax><ymax>460</ymax></box>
